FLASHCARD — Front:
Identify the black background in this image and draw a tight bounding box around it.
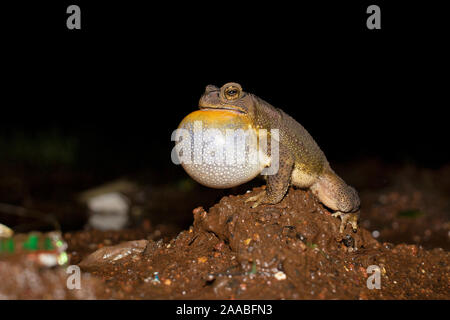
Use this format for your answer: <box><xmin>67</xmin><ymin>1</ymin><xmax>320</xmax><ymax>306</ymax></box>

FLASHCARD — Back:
<box><xmin>2</xmin><ymin>1</ymin><xmax>448</xmax><ymax>174</ymax></box>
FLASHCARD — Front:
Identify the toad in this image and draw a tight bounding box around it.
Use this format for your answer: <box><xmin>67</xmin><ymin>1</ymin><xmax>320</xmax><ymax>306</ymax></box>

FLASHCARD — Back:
<box><xmin>176</xmin><ymin>83</ymin><xmax>360</xmax><ymax>233</ymax></box>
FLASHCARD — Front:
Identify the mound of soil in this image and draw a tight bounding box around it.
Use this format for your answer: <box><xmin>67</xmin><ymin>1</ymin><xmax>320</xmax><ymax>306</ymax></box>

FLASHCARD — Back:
<box><xmin>72</xmin><ymin>187</ymin><xmax>449</xmax><ymax>299</ymax></box>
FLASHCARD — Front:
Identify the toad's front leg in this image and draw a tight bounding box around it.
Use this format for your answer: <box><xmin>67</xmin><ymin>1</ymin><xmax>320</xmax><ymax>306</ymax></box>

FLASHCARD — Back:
<box><xmin>245</xmin><ymin>149</ymin><xmax>294</xmax><ymax>208</ymax></box>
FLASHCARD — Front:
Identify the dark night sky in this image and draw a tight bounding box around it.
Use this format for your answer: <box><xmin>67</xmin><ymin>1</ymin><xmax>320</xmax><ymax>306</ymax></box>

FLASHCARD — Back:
<box><xmin>2</xmin><ymin>1</ymin><xmax>448</xmax><ymax>171</ymax></box>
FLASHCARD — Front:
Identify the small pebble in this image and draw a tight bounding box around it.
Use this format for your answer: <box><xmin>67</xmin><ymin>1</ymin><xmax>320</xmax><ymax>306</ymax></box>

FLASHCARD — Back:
<box><xmin>274</xmin><ymin>271</ymin><xmax>287</xmax><ymax>280</ymax></box>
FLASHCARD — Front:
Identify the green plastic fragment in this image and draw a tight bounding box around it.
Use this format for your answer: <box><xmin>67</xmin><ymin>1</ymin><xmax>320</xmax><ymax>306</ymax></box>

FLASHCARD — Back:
<box><xmin>0</xmin><ymin>238</ymin><xmax>15</xmax><ymax>253</ymax></box>
<box><xmin>306</xmin><ymin>242</ymin><xmax>318</xmax><ymax>249</ymax></box>
<box><xmin>250</xmin><ymin>261</ymin><xmax>257</xmax><ymax>274</ymax></box>
<box><xmin>44</xmin><ymin>237</ymin><xmax>54</xmax><ymax>250</ymax></box>
<box><xmin>6</xmin><ymin>238</ymin><xmax>14</xmax><ymax>253</ymax></box>
<box><xmin>23</xmin><ymin>235</ymin><xmax>39</xmax><ymax>251</ymax></box>
<box><xmin>58</xmin><ymin>252</ymin><xmax>69</xmax><ymax>265</ymax></box>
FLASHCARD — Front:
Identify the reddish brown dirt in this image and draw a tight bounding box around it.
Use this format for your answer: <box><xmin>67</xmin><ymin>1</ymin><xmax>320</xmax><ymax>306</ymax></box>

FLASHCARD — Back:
<box><xmin>0</xmin><ymin>161</ymin><xmax>449</xmax><ymax>299</ymax></box>
<box><xmin>69</xmin><ymin>187</ymin><xmax>448</xmax><ymax>300</ymax></box>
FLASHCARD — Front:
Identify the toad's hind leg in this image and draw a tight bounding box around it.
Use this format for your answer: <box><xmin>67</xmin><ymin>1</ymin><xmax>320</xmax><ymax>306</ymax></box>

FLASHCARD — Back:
<box><xmin>310</xmin><ymin>168</ymin><xmax>360</xmax><ymax>233</ymax></box>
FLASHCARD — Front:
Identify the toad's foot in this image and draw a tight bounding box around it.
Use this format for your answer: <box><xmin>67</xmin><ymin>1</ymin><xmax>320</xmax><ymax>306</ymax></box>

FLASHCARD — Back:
<box><xmin>245</xmin><ymin>190</ymin><xmax>267</xmax><ymax>208</ymax></box>
<box><xmin>332</xmin><ymin>211</ymin><xmax>359</xmax><ymax>233</ymax></box>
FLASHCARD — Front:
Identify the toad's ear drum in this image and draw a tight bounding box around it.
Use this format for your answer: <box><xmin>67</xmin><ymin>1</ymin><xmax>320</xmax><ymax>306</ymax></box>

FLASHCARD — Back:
<box><xmin>175</xmin><ymin>109</ymin><xmax>269</xmax><ymax>189</ymax></box>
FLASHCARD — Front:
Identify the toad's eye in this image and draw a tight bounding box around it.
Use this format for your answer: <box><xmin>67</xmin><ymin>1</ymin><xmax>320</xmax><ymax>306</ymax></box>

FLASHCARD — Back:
<box><xmin>224</xmin><ymin>87</ymin><xmax>240</xmax><ymax>100</ymax></box>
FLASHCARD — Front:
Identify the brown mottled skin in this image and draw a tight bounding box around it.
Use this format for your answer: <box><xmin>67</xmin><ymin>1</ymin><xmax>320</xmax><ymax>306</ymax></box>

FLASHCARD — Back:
<box><xmin>199</xmin><ymin>82</ymin><xmax>360</xmax><ymax>233</ymax></box>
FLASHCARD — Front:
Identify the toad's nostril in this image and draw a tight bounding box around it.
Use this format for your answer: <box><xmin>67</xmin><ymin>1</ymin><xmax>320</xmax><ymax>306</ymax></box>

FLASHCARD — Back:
<box><xmin>205</xmin><ymin>85</ymin><xmax>219</xmax><ymax>93</ymax></box>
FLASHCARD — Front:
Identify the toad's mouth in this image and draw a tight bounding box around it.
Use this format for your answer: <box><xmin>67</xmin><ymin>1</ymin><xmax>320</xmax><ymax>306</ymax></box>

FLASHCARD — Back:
<box><xmin>199</xmin><ymin>105</ymin><xmax>246</xmax><ymax>114</ymax></box>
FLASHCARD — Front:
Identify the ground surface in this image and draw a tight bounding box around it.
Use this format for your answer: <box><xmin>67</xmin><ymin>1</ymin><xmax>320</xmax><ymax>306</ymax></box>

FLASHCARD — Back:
<box><xmin>0</xmin><ymin>160</ymin><xmax>449</xmax><ymax>299</ymax></box>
